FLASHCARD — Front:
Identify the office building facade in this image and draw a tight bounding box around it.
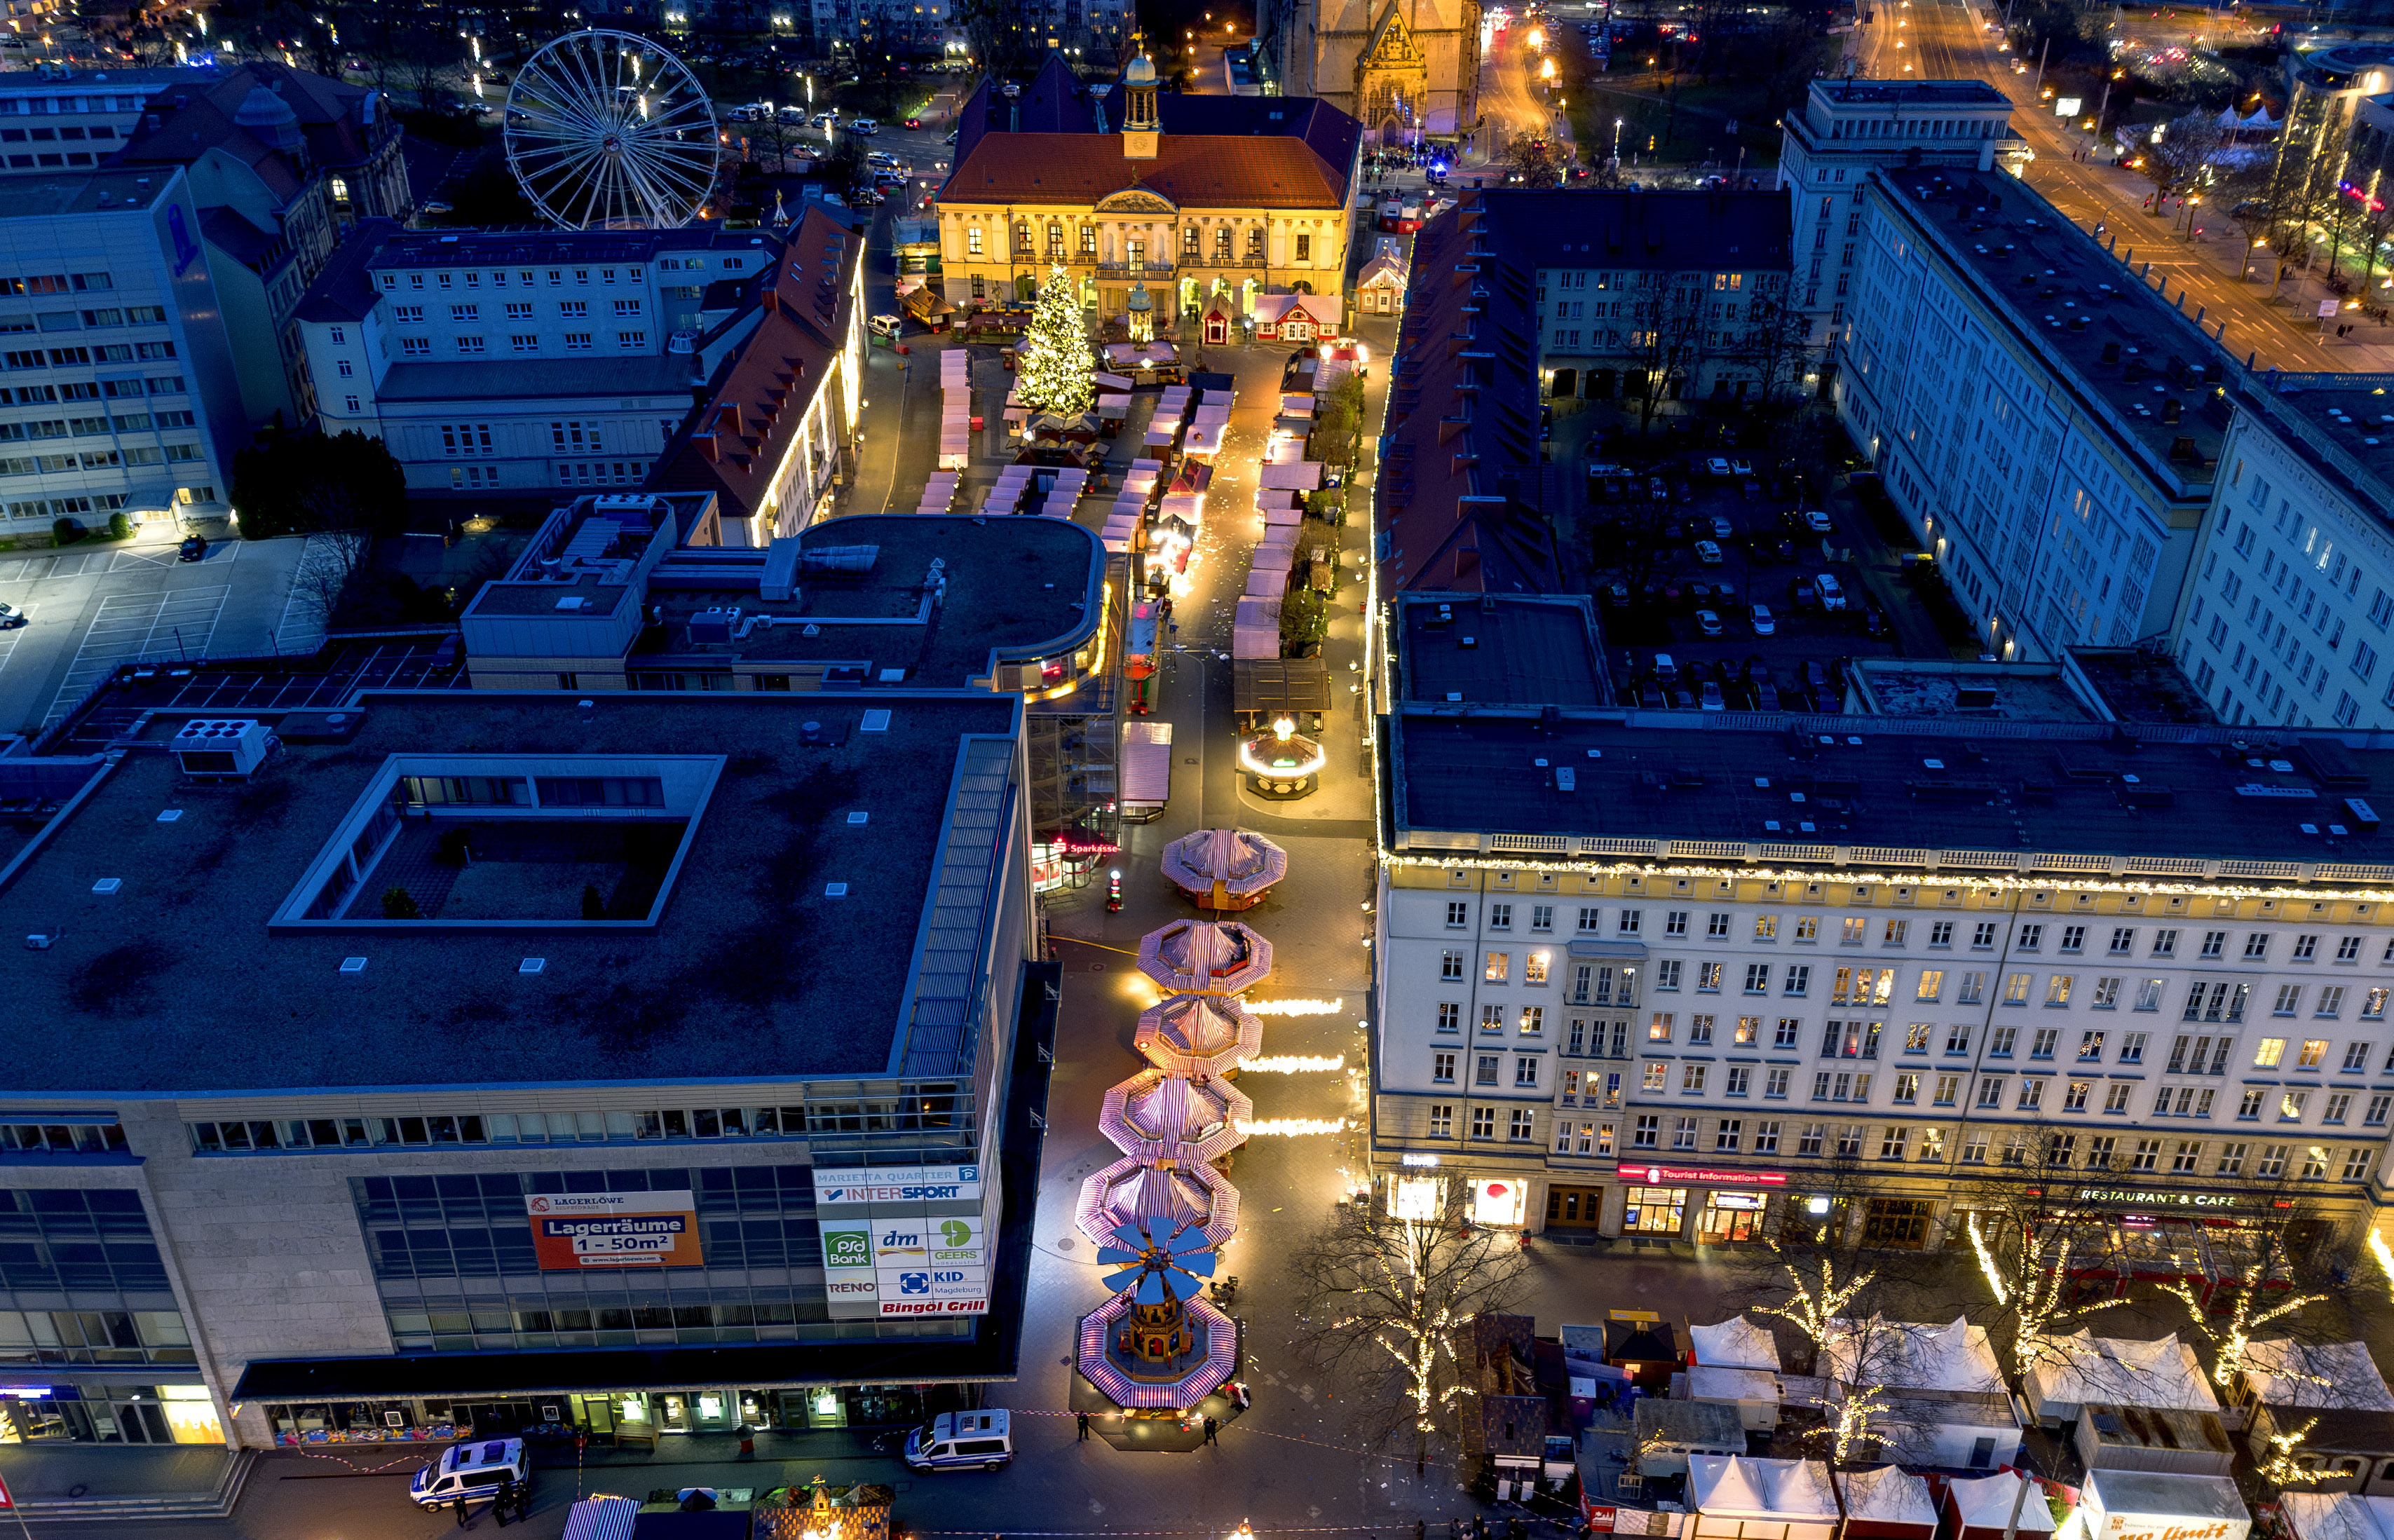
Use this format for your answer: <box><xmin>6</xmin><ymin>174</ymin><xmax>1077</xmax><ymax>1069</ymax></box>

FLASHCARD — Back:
<box><xmin>1371</xmin><ymin>658</ymin><xmax>2394</xmax><ymax>1251</ymax></box>
<box><xmin>0</xmin><ymin>690</ymin><xmax>1047</xmax><ymax>1450</ymax></box>
<box><xmin>0</xmin><ymin>165</ymin><xmax>243</xmax><ymax>534</ymax></box>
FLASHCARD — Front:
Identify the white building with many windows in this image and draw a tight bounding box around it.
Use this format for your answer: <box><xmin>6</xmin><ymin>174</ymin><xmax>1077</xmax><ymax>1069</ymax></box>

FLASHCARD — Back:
<box><xmin>292</xmin><ymin>223</ymin><xmax>780</xmax><ymax>496</ymax></box>
<box><xmin>1839</xmin><ymin>163</ymin><xmax>2225</xmax><ymax>662</ymax></box>
<box><xmin>1373</xmin><ymin>605</ymin><xmax>2394</xmax><ymax>1246</ymax></box>
<box><xmin>1774</xmin><ymin>79</ymin><xmax>2013</xmax><ymax>343</ymax></box>
<box><xmin>0</xmin><ymin>163</ymin><xmax>243</xmax><ymax>533</ymax></box>
<box><xmin>2169</xmin><ymin>371</ymin><xmax>2394</xmax><ymax>731</ymax></box>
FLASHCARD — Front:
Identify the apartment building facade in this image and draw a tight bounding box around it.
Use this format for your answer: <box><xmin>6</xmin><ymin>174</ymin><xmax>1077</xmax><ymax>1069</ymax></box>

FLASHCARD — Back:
<box><xmin>1773</xmin><ymin>79</ymin><xmax>2013</xmax><ymax>343</ymax></box>
<box><xmin>2170</xmin><ymin>372</ymin><xmax>2394</xmax><ymax>732</ymax></box>
<box><xmin>1373</xmin><ymin>706</ymin><xmax>2394</xmax><ymax>1251</ymax></box>
<box><xmin>0</xmin><ymin>165</ymin><xmax>243</xmax><ymax>534</ymax></box>
<box><xmin>295</xmin><ymin>224</ymin><xmax>782</xmax><ymax>497</ymax></box>
<box><xmin>1838</xmin><ymin>164</ymin><xmax>2224</xmax><ymax>663</ymax></box>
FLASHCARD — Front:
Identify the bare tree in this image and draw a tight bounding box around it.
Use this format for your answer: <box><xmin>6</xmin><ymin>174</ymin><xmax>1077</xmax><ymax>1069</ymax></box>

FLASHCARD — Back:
<box><xmin>1732</xmin><ymin>276</ymin><xmax>1818</xmax><ymax>414</ymax></box>
<box><xmin>1629</xmin><ymin>276</ymin><xmax>1708</xmax><ymax>437</ymax></box>
<box><xmin>1286</xmin><ymin>1176</ymin><xmax>1530</xmax><ymax>1477</ymax></box>
<box><xmin>278</xmin><ymin>530</ymin><xmax>370</xmax><ymax>648</ymax></box>
<box><xmin>2148</xmin><ymin>108</ymin><xmax>2230</xmax><ymax>207</ymax></box>
<box><xmin>1951</xmin><ymin>1156</ymin><xmax>2128</xmax><ymax>1384</ymax></box>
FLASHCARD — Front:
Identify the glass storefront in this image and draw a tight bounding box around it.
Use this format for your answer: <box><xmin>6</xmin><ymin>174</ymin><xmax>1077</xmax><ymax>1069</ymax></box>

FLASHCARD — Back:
<box><xmin>0</xmin><ymin>1384</ymin><xmax>222</xmax><ymax>1444</ymax></box>
<box><xmin>1862</xmin><ymin>1198</ymin><xmax>1936</xmax><ymax>1248</ymax></box>
<box><xmin>266</xmin><ymin>1383</ymin><xmax>938</xmax><ymax>1445</ymax></box>
<box><xmin>1544</xmin><ymin>1185</ymin><xmax>1604</xmax><ymax>1231</ymax></box>
<box><xmin>1624</xmin><ymin>1186</ymin><xmax>1687</xmax><ymax>1235</ymax></box>
<box><xmin>1472</xmin><ymin>1180</ymin><xmax>1526</xmax><ymax>1227</ymax></box>
<box><xmin>1697</xmin><ymin>1190</ymin><xmax>1766</xmax><ymax>1243</ymax></box>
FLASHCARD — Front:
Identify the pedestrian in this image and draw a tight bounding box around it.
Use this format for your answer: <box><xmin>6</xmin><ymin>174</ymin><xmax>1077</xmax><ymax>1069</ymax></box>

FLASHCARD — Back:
<box><xmin>1417</xmin><ymin>1522</ymin><xmax>1428</xmax><ymax>1540</ymax></box>
<box><xmin>1204</xmin><ymin>1415</ymin><xmax>1220</xmax><ymax>1445</ymax></box>
<box><xmin>456</xmin><ymin>1494</ymin><xmax>474</xmax><ymax>1529</ymax></box>
<box><xmin>515</xmin><ymin>1483</ymin><xmax>533</xmax><ymax>1525</ymax></box>
<box><xmin>495</xmin><ymin>1477</ymin><xmax>515</xmax><ymax>1527</ymax></box>
<box><xmin>1078</xmin><ymin>1412</ymin><xmax>1091</xmax><ymax>1442</ymax></box>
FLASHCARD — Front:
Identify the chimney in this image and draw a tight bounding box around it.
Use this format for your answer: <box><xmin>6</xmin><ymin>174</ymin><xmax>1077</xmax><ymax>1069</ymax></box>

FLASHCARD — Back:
<box><xmin>697</xmin><ymin>432</ymin><xmax>721</xmax><ymax>463</ymax></box>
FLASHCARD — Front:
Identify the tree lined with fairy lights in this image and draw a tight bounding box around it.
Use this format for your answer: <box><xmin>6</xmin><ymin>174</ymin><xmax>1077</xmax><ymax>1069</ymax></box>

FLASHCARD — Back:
<box><xmin>1757</xmin><ymin>1241</ymin><xmax>1946</xmax><ymax>1464</ymax></box>
<box><xmin>1015</xmin><ymin>263</ymin><xmax>1097</xmax><ymax>419</ymax></box>
<box><xmin>1286</xmin><ymin>1177</ymin><xmax>1528</xmax><ymax>1477</ymax></box>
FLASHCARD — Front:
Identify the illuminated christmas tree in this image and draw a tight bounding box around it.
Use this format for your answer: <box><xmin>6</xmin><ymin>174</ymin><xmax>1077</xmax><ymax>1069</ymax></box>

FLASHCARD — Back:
<box><xmin>1017</xmin><ymin>263</ymin><xmax>1096</xmax><ymax>418</ymax></box>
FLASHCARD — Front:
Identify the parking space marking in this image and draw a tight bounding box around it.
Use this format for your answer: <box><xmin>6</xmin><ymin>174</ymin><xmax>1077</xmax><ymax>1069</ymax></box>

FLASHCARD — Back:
<box><xmin>0</xmin><ymin>555</ymin><xmax>56</xmax><ymax>582</ymax></box>
<box><xmin>43</xmin><ymin>585</ymin><xmax>228</xmax><ymax>724</ymax></box>
<box><xmin>0</xmin><ymin>604</ymin><xmax>36</xmax><ymax>676</ymax></box>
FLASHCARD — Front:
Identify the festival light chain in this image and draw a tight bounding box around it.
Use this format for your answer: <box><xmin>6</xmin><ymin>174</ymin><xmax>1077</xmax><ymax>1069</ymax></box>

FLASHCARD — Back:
<box><xmin>1240</xmin><ymin>1055</ymin><xmax>1346</xmax><ymax>1072</ymax></box>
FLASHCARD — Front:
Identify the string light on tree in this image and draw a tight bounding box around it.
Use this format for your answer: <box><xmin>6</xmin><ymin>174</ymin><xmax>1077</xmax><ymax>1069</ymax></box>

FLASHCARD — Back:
<box><xmin>1016</xmin><ymin>263</ymin><xmax>1096</xmax><ymax>418</ymax></box>
<box><xmin>1967</xmin><ymin>1211</ymin><xmax>2123</xmax><ymax>1377</ymax></box>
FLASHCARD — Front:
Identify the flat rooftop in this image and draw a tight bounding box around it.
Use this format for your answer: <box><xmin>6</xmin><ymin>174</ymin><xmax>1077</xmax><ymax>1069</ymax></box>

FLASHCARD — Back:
<box><xmin>0</xmin><ymin>167</ymin><xmax>169</xmax><ymax>217</ymax></box>
<box><xmin>2231</xmin><ymin>372</ymin><xmax>2394</xmax><ymax>523</ymax></box>
<box><xmin>376</xmin><ymin>353</ymin><xmax>695</xmax><ymax>404</ymax></box>
<box><xmin>638</xmin><ymin>515</ymin><xmax>1106</xmax><ymax>683</ymax></box>
<box><xmin>0</xmin><ymin>691</ymin><xmax>1019</xmax><ymax>1093</ymax></box>
<box><xmin>1399</xmin><ymin>594</ymin><xmax>1607</xmax><ymax>708</ymax></box>
<box><xmin>1877</xmin><ymin>165</ymin><xmax>2227</xmax><ymax>498</ymax></box>
<box><xmin>1391</xmin><ymin>711</ymin><xmax>2394</xmax><ymax>872</ymax></box>
<box><xmin>1849</xmin><ymin>661</ymin><xmax>2094</xmax><ymax>722</ymax></box>
<box><xmin>1809</xmin><ymin>79</ymin><xmax>2011</xmax><ymax>107</ymax></box>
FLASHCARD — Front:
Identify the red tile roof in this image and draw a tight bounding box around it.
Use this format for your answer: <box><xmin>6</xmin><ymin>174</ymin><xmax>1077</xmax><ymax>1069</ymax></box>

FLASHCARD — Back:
<box><xmin>648</xmin><ymin>206</ymin><xmax>862</xmax><ymax>524</ymax></box>
<box><xmin>941</xmin><ymin>131</ymin><xmax>1349</xmax><ymax>210</ymax></box>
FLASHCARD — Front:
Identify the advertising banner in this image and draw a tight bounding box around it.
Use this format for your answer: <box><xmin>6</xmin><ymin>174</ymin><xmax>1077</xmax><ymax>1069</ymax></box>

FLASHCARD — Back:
<box><xmin>811</xmin><ymin>1165</ymin><xmax>990</xmax><ymax>1319</ymax></box>
<box><xmin>525</xmin><ymin>1192</ymin><xmax>702</xmax><ymax>1269</ymax></box>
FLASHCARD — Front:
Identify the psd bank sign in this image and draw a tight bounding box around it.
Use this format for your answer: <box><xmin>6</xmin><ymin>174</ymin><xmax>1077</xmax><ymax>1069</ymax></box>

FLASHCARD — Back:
<box><xmin>525</xmin><ymin>1192</ymin><xmax>702</xmax><ymax>1269</ymax></box>
<box><xmin>812</xmin><ymin>1165</ymin><xmax>989</xmax><ymax>1320</ymax></box>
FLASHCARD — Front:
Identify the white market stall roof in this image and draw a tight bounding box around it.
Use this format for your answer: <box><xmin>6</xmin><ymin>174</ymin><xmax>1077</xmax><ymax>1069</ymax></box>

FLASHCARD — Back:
<box><xmin>1260</xmin><ymin>461</ymin><xmax>1323</xmax><ymax>491</ymax></box>
<box><xmin>1821</xmin><ymin>1315</ymin><xmax>2002</xmax><ymax>1394</ymax></box>
<box><xmin>2081</xmin><ymin>1470</ymin><xmax>2250</xmax><ymax>1540</ymax></box>
<box><xmin>1837</xmin><ymin>1466</ymin><xmax>1938</xmax><ymax>1529</ymax></box>
<box><xmin>2243</xmin><ymin>1340</ymin><xmax>2394</xmax><ymax>1411</ymax></box>
<box><xmin>1688</xmin><ymin>1456</ymin><xmax>1837</xmax><ymax>1523</ymax></box>
<box><xmin>2025</xmin><ymin>1331</ymin><xmax>2219</xmax><ymax>1415</ymax></box>
<box><xmin>1691</xmin><ymin>1316</ymin><xmax>1781</xmax><ymax>1371</ymax></box>
<box><xmin>1687</xmin><ymin>1366</ymin><xmax>1781</xmax><ymax>1405</ymax></box>
<box><xmin>1946</xmin><ymin>1473</ymin><xmax>2060</xmax><ymax>1537</ymax></box>
<box><xmin>1122</xmin><ymin>720</ymin><xmax>1173</xmax><ymax>805</ymax></box>
<box><xmin>2283</xmin><ymin>1493</ymin><xmax>2394</xmax><ymax>1540</ymax></box>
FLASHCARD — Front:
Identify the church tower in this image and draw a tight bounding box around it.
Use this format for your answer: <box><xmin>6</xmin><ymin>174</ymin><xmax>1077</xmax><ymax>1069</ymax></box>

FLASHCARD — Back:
<box><xmin>1122</xmin><ymin>43</ymin><xmax>1161</xmax><ymax>161</ymax></box>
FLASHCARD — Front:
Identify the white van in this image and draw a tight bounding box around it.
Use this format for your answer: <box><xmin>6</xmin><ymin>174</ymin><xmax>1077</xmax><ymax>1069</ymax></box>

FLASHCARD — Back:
<box><xmin>409</xmin><ymin>1438</ymin><xmax>529</xmax><ymax>1510</ymax></box>
<box><xmin>904</xmin><ymin>1410</ymin><xmax>1011</xmax><ymax>1471</ymax></box>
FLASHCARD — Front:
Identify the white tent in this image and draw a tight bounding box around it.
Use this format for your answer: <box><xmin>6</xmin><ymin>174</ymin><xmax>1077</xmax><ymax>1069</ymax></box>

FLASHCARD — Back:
<box><xmin>1260</xmin><ymin>461</ymin><xmax>1324</xmax><ymax>491</ymax></box>
<box><xmin>1691</xmin><ymin>1316</ymin><xmax>1781</xmax><ymax>1371</ymax></box>
<box><xmin>1120</xmin><ymin>720</ymin><xmax>1174</xmax><ymax>817</ymax></box>
<box><xmin>1687</xmin><ymin>1366</ymin><xmax>1782</xmax><ymax>1431</ymax></box>
<box><xmin>1688</xmin><ymin>1456</ymin><xmax>1838</xmax><ymax>1540</ymax></box>
<box><xmin>2241</xmin><ymin>1340</ymin><xmax>2394</xmax><ymax>1412</ymax></box>
<box><xmin>1945</xmin><ymin>1472</ymin><xmax>2061</xmax><ymax>1540</ymax></box>
<box><xmin>1837</xmin><ymin>1466</ymin><xmax>1938</xmax><ymax>1537</ymax></box>
<box><xmin>2023</xmin><ymin>1332</ymin><xmax>2219</xmax><ymax>1423</ymax></box>
<box><xmin>1821</xmin><ymin>1315</ymin><xmax>2003</xmax><ymax>1395</ymax></box>
<box><xmin>2283</xmin><ymin>1493</ymin><xmax>2394</xmax><ymax>1540</ymax></box>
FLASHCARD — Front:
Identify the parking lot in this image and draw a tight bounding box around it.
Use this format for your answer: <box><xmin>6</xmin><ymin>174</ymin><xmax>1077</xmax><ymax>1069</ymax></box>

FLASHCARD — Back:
<box><xmin>1575</xmin><ymin>421</ymin><xmax>1962</xmax><ymax>709</ymax></box>
<box><xmin>0</xmin><ymin>534</ymin><xmax>309</xmax><ymax>737</ymax></box>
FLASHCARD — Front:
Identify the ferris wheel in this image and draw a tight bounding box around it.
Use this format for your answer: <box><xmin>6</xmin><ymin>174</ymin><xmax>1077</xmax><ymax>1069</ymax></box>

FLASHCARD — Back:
<box><xmin>503</xmin><ymin>29</ymin><xmax>719</xmax><ymax>230</ymax></box>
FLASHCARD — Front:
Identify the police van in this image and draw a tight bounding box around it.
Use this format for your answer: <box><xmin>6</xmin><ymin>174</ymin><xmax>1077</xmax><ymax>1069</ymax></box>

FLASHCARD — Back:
<box><xmin>409</xmin><ymin>1438</ymin><xmax>529</xmax><ymax>1509</ymax></box>
<box><xmin>903</xmin><ymin>1410</ymin><xmax>1012</xmax><ymax>1471</ymax></box>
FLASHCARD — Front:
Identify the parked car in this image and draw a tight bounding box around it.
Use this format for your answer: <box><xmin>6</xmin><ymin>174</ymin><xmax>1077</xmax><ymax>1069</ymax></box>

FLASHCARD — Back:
<box><xmin>1694</xmin><ymin>608</ymin><xmax>1724</xmax><ymax>637</ymax></box>
<box><xmin>1705</xmin><ymin>456</ymin><xmax>1732</xmax><ymax>477</ymax></box>
<box><xmin>1755</xmin><ymin>681</ymin><xmax>1781</xmax><ymax>711</ymax></box>
<box><xmin>1708</xmin><ymin>515</ymin><xmax>1734</xmax><ymax>538</ymax></box>
<box><xmin>1647</xmin><ymin>475</ymin><xmax>1668</xmax><ymax>501</ymax></box>
<box><xmin>1749</xmin><ymin>604</ymin><xmax>1775</xmax><ymax>636</ymax></box>
<box><xmin>1803</xmin><ymin>509</ymin><xmax>1833</xmax><ymax>533</ymax></box>
<box><xmin>906</xmin><ymin>1411</ymin><xmax>1013</xmax><ymax>1471</ymax></box>
<box><xmin>1652</xmin><ymin>653</ymin><xmax>1680</xmax><ymax>684</ymax></box>
<box><xmin>1700</xmin><ymin>681</ymin><xmax>1725</xmax><ymax>711</ymax></box>
<box><xmin>1804</xmin><ymin>660</ymin><xmax>1830</xmax><ymax>693</ymax></box>
<box><xmin>0</xmin><ymin>600</ymin><xmax>22</xmax><ymax>628</ymax></box>
<box><xmin>1816</xmin><ymin>573</ymin><xmax>1848</xmax><ymax>610</ymax></box>
<box><xmin>848</xmin><ymin>116</ymin><xmax>880</xmax><ymax>134</ymax></box>
<box><xmin>178</xmin><ymin>534</ymin><xmax>208</xmax><ymax>563</ymax></box>
<box><xmin>1790</xmin><ymin>577</ymin><xmax>1818</xmax><ymax>609</ymax></box>
<box><xmin>410</xmin><ymin>1440</ymin><xmax>528</xmax><ymax>1511</ymax></box>
<box><xmin>1729</xmin><ymin>458</ymin><xmax>1754</xmax><ymax>476</ymax></box>
<box><xmin>1694</xmin><ymin>540</ymin><xmax>1723</xmax><ymax>565</ymax></box>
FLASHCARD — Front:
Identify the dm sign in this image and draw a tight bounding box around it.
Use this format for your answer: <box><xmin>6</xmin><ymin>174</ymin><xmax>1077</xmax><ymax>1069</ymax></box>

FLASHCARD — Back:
<box><xmin>525</xmin><ymin>1191</ymin><xmax>703</xmax><ymax>1269</ymax></box>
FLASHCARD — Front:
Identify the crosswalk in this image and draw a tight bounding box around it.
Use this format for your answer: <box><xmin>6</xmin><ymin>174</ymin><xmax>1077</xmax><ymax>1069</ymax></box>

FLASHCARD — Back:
<box><xmin>43</xmin><ymin>585</ymin><xmax>228</xmax><ymax>725</ymax></box>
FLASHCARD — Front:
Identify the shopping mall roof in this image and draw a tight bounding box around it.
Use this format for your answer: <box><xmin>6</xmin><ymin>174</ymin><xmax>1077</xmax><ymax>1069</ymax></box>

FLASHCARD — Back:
<box><xmin>0</xmin><ymin>690</ymin><xmax>1019</xmax><ymax>1093</ymax></box>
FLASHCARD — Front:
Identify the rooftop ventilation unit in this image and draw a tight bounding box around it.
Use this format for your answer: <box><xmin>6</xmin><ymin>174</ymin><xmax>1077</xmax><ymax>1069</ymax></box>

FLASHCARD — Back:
<box><xmin>172</xmin><ymin>718</ymin><xmax>273</xmax><ymax>779</ymax></box>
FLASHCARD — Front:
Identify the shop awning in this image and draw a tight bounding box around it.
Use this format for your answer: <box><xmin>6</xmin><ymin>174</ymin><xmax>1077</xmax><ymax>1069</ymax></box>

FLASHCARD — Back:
<box><xmin>1122</xmin><ymin>721</ymin><xmax>1173</xmax><ymax>808</ymax></box>
<box><xmin>563</xmin><ymin>1497</ymin><xmax>641</xmax><ymax>1540</ymax></box>
<box><xmin>1260</xmin><ymin>461</ymin><xmax>1322</xmax><ymax>490</ymax></box>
